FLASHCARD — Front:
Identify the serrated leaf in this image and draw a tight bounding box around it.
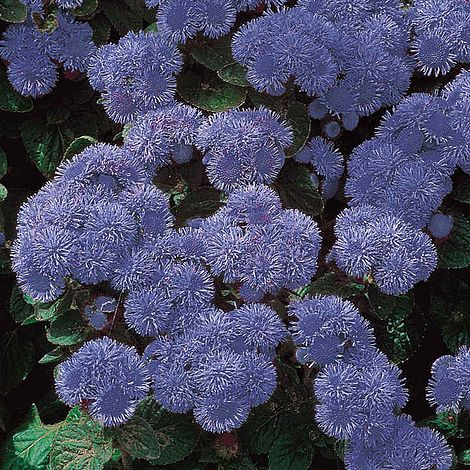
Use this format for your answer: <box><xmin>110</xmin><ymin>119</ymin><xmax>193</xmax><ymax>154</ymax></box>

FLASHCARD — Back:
<box><xmin>46</xmin><ymin>309</ymin><xmax>89</xmax><ymax>346</ymax></box>
<box><xmin>284</xmin><ymin>102</ymin><xmax>310</xmax><ymax>157</ymax></box>
<box><xmin>22</xmin><ymin>119</ymin><xmax>74</xmax><ymax>179</ymax></box>
<box><xmin>107</xmin><ymin>415</ymin><xmax>162</xmax><ymax>460</ymax></box>
<box><xmin>174</xmin><ymin>187</ymin><xmax>222</xmax><ymax>227</ymax></box>
<box><xmin>0</xmin><ymin>183</ymin><xmax>7</xmax><ymax>202</ymax></box>
<box><xmin>71</xmin><ymin>0</ymin><xmax>97</xmax><ymax>17</ymax></box>
<box><xmin>273</xmin><ymin>160</ymin><xmax>323</xmax><ymax>217</ymax></box>
<box><xmin>268</xmin><ymin>424</ymin><xmax>316</xmax><ymax>470</ymax></box>
<box><xmin>368</xmin><ymin>289</ymin><xmax>414</xmax><ymax>321</ymax></box>
<box><xmin>34</xmin><ymin>294</ymin><xmax>72</xmax><ymax>322</ymax></box>
<box><xmin>441</xmin><ymin>300</ymin><xmax>470</xmax><ymax>353</ymax></box>
<box><xmin>89</xmin><ymin>14</ymin><xmax>112</xmax><ymax>46</ymax></box>
<box><xmin>0</xmin><ymin>147</ymin><xmax>7</xmax><ymax>179</ymax></box>
<box><xmin>9</xmin><ymin>284</ymin><xmax>35</xmax><ymax>324</ymax></box>
<box><xmin>137</xmin><ymin>398</ymin><xmax>200</xmax><ymax>466</ymax></box>
<box><xmin>438</xmin><ymin>213</ymin><xmax>470</xmax><ymax>269</ymax></box>
<box><xmin>240</xmin><ymin>405</ymin><xmax>280</xmax><ymax>455</ymax></box>
<box><xmin>306</xmin><ymin>272</ymin><xmax>365</xmax><ymax>299</ymax></box>
<box><xmin>0</xmin><ymin>0</ymin><xmax>26</xmax><ymax>23</ymax></box>
<box><xmin>217</xmin><ymin>63</ymin><xmax>249</xmax><ymax>87</ymax></box>
<box><xmin>38</xmin><ymin>347</ymin><xmax>65</xmax><ymax>364</ymax></box>
<box><xmin>63</xmin><ymin>135</ymin><xmax>97</xmax><ymax>161</ymax></box>
<box><xmin>0</xmin><ymin>67</ymin><xmax>33</xmax><ymax>113</ymax></box>
<box><xmin>49</xmin><ymin>412</ymin><xmax>113</xmax><ymax>470</ymax></box>
<box><xmin>190</xmin><ymin>35</ymin><xmax>233</xmax><ymax>71</ymax></box>
<box><xmin>177</xmin><ymin>72</ymin><xmax>246</xmax><ymax>113</ymax></box>
<box><xmin>0</xmin><ymin>330</ymin><xmax>34</xmax><ymax>393</ymax></box>
<box><xmin>1</xmin><ymin>405</ymin><xmax>56</xmax><ymax>470</ymax></box>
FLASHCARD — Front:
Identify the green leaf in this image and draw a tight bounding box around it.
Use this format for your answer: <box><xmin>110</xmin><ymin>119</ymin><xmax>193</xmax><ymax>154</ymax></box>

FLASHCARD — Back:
<box><xmin>89</xmin><ymin>14</ymin><xmax>112</xmax><ymax>46</ymax></box>
<box><xmin>268</xmin><ymin>424</ymin><xmax>316</xmax><ymax>470</ymax></box>
<box><xmin>441</xmin><ymin>300</ymin><xmax>470</xmax><ymax>353</ymax></box>
<box><xmin>101</xmin><ymin>0</ymin><xmax>145</xmax><ymax>35</ymax></box>
<box><xmin>34</xmin><ymin>293</ymin><xmax>72</xmax><ymax>322</ymax></box>
<box><xmin>305</xmin><ymin>272</ymin><xmax>365</xmax><ymax>299</ymax></box>
<box><xmin>459</xmin><ymin>449</ymin><xmax>470</xmax><ymax>465</ymax></box>
<box><xmin>0</xmin><ymin>0</ymin><xmax>26</xmax><ymax>23</ymax></box>
<box><xmin>174</xmin><ymin>187</ymin><xmax>223</xmax><ymax>227</ymax></box>
<box><xmin>190</xmin><ymin>35</ymin><xmax>233</xmax><ymax>71</ymax></box>
<box><xmin>137</xmin><ymin>398</ymin><xmax>200</xmax><ymax>466</ymax></box>
<box><xmin>9</xmin><ymin>284</ymin><xmax>35</xmax><ymax>324</ymax></box>
<box><xmin>71</xmin><ymin>0</ymin><xmax>98</xmax><ymax>17</ymax></box>
<box><xmin>438</xmin><ymin>213</ymin><xmax>470</xmax><ymax>269</ymax></box>
<box><xmin>420</xmin><ymin>411</ymin><xmax>462</xmax><ymax>439</ymax></box>
<box><xmin>49</xmin><ymin>412</ymin><xmax>113</xmax><ymax>470</ymax></box>
<box><xmin>38</xmin><ymin>347</ymin><xmax>65</xmax><ymax>365</ymax></box>
<box><xmin>1</xmin><ymin>405</ymin><xmax>56</xmax><ymax>470</ymax></box>
<box><xmin>0</xmin><ymin>147</ymin><xmax>7</xmax><ymax>179</ymax></box>
<box><xmin>63</xmin><ymin>135</ymin><xmax>98</xmax><ymax>161</ymax></box>
<box><xmin>177</xmin><ymin>72</ymin><xmax>246</xmax><ymax>113</ymax></box>
<box><xmin>240</xmin><ymin>405</ymin><xmax>280</xmax><ymax>454</ymax></box>
<box><xmin>0</xmin><ymin>183</ymin><xmax>7</xmax><ymax>202</ymax></box>
<box><xmin>0</xmin><ymin>330</ymin><xmax>34</xmax><ymax>393</ymax></box>
<box><xmin>46</xmin><ymin>309</ymin><xmax>90</xmax><ymax>346</ymax></box>
<box><xmin>0</xmin><ymin>67</ymin><xmax>33</xmax><ymax>113</ymax></box>
<box><xmin>284</xmin><ymin>102</ymin><xmax>311</xmax><ymax>157</ymax></box>
<box><xmin>22</xmin><ymin>119</ymin><xmax>74</xmax><ymax>179</ymax></box>
<box><xmin>217</xmin><ymin>63</ymin><xmax>249</xmax><ymax>87</ymax></box>
<box><xmin>368</xmin><ymin>289</ymin><xmax>414</xmax><ymax>321</ymax></box>
<box><xmin>273</xmin><ymin>160</ymin><xmax>323</xmax><ymax>217</ymax></box>
<box><xmin>106</xmin><ymin>415</ymin><xmax>162</xmax><ymax>460</ymax></box>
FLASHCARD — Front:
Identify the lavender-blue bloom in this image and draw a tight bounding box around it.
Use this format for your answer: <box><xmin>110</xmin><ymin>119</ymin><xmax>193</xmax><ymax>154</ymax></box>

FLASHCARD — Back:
<box><xmin>87</xmin><ymin>31</ymin><xmax>182</xmax><ymax>123</ymax></box>
<box><xmin>428</xmin><ymin>213</ymin><xmax>453</xmax><ymax>238</ymax></box>
<box><xmin>55</xmin><ymin>337</ymin><xmax>150</xmax><ymax>426</ymax></box>
<box><xmin>197</xmin><ymin>108</ymin><xmax>293</xmax><ymax>190</ymax></box>
<box><xmin>124</xmin><ymin>103</ymin><xmax>204</xmax><ymax>171</ymax></box>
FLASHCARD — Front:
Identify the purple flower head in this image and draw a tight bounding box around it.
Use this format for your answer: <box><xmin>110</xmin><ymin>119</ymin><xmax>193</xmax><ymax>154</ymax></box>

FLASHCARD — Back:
<box><xmin>197</xmin><ymin>108</ymin><xmax>293</xmax><ymax>190</ymax></box>
<box><xmin>124</xmin><ymin>103</ymin><xmax>204</xmax><ymax>170</ymax></box>
<box><xmin>55</xmin><ymin>337</ymin><xmax>150</xmax><ymax>426</ymax></box>
<box><xmin>428</xmin><ymin>213</ymin><xmax>453</xmax><ymax>238</ymax></box>
<box><xmin>169</xmin><ymin>262</ymin><xmax>214</xmax><ymax>307</ymax></box>
<box><xmin>290</xmin><ymin>295</ymin><xmax>375</xmax><ymax>365</ymax></box>
<box><xmin>87</xmin><ymin>31</ymin><xmax>182</xmax><ymax>123</ymax></box>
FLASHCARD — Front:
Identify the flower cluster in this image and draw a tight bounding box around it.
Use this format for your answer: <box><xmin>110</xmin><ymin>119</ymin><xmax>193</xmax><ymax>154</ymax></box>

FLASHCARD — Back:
<box><xmin>233</xmin><ymin>1</ymin><xmax>412</xmax><ymax>126</ymax></box>
<box><xmin>295</xmin><ymin>137</ymin><xmax>343</xmax><ymax>200</ymax></box>
<box><xmin>55</xmin><ymin>337</ymin><xmax>151</xmax><ymax>426</ymax></box>
<box><xmin>427</xmin><ymin>346</ymin><xmax>470</xmax><ymax>413</ymax></box>
<box><xmin>146</xmin><ymin>0</ymin><xmax>287</xmax><ymax>43</ymax></box>
<box><xmin>329</xmin><ymin>206</ymin><xmax>437</xmax><ymax>295</ymax></box>
<box><xmin>196</xmin><ymin>109</ymin><xmax>293</xmax><ymax>191</ymax></box>
<box><xmin>197</xmin><ymin>185</ymin><xmax>321</xmax><ymax>297</ymax></box>
<box><xmin>19</xmin><ymin>0</ymin><xmax>84</xmax><ymax>13</ymax></box>
<box><xmin>124</xmin><ymin>102</ymin><xmax>204</xmax><ymax>172</ymax></box>
<box><xmin>87</xmin><ymin>31</ymin><xmax>182</xmax><ymax>123</ymax></box>
<box><xmin>293</xmin><ymin>295</ymin><xmax>452</xmax><ymax>470</ymax></box>
<box><xmin>409</xmin><ymin>0</ymin><xmax>470</xmax><ymax>76</ymax></box>
<box><xmin>0</xmin><ymin>15</ymin><xmax>95</xmax><ymax>97</ymax></box>
<box><xmin>11</xmin><ymin>143</ymin><xmax>174</xmax><ymax>302</ymax></box>
<box><xmin>145</xmin><ymin>303</ymin><xmax>287</xmax><ymax>432</ymax></box>
<box><xmin>290</xmin><ymin>295</ymin><xmax>374</xmax><ymax>366</ymax></box>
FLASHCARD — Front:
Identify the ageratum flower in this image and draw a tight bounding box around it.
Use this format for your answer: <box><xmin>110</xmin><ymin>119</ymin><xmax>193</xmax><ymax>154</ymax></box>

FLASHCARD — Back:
<box><xmin>427</xmin><ymin>346</ymin><xmax>470</xmax><ymax>413</ymax></box>
<box><xmin>290</xmin><ymin>295</ymin><xmax>375</xmax><ymax>365</ymax></box>
<box><xmin>55</xmin><ymin>337</ymin><xmax>150</xmax><ymax>426</ymax></box>
<box><xmin>330</xmin><ymin>206</ymin><xmax>437</xmax><ymax>295</ymax></box>
<box><xmin>196</xmin><ymin>108</ymin><xmax>293</xmax><ymax>191</ymax></box>
<box><xmin>148</xmin><ymin>0</ymin><xmax>288</xmax><ymax>43</ymax></box>
<box><xmin>124</xmin><ymin>103</ymin><xmax>204</xmax><ymax>171</ymax></box>
<box><xmin>87</xmin><ymin>31</ymin><xmax>182</xmax><ymax>123</ymax></box>
<box><xmin>0</xmin><ymin>15</ymin><xmax>95</xmax><ymax>97</ymax></box>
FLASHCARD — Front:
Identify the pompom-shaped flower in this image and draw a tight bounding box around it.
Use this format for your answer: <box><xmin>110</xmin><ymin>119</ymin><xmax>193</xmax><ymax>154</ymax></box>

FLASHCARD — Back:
<box><xmin>87</xmin><ymin>31</ymin><xmax>182</xmax><ymax>123</ymax></box>
<box><xmin>124</xmin><ymin>103</ymin><xmax>204</xmax><ymax>170</ymax></box>
<box><xmin>55</xmin><ymin>337</ymin><xmax>150</xmax><ymax>426</ymax></box>
<box><xmin>197</xmin><ymin>108</ymin><xmax>293</xmax><ymax>190</ymax></box>
<box><xmin>290</xmin><ymin>295</ymin><xmax>374</xmax><ymax>365</ymax></box>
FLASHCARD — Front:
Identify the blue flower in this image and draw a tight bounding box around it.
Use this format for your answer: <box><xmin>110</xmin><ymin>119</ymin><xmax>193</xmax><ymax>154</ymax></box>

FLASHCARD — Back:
<box><xmin>169</xmin><ymin>262</ymin><xmax>214</xmax><ymax>307</ymax></box>
<box><xmin>55</xmin><ymin>337</ymin><xmax>150</xmax><ymax>426</ymax></box>
<box><xmin>428</xmin><ymin>213</ymin><xmax>453</xmax><ymax>238</ymax></box>
<box><xmin>197</xmin><ymin>108</ymin><xmax>292</xmax><ymax>190</ymax></box>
